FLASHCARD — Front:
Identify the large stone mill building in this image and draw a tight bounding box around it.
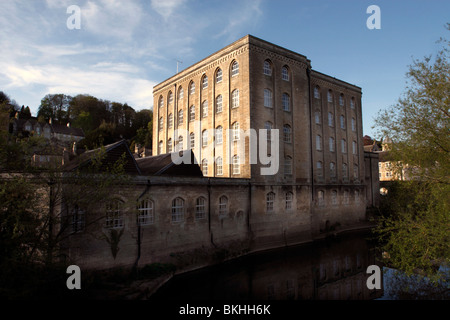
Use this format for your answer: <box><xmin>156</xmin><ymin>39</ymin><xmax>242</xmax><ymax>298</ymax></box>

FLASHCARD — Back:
<box><xmin>61</xmin><ymin>35</ymin><xmax>379</xmax><ymax>271</ymax></box>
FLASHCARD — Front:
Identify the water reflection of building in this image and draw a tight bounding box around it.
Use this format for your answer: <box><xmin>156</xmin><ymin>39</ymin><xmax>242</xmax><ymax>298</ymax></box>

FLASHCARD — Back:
<box><xmin>152</xmin><ymin>231</ymin><xmax>384</xmax><ymax>300</ymax></box>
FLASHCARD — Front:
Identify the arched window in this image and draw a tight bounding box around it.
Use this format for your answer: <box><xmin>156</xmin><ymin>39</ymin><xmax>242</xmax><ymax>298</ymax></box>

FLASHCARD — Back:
<box><xmin>196</xmin><ymin>197</ymin><xmax>206</xmax><ymax>220</ymax></box>
<box><xmin>158</xmin><ymin>96</ymin><xmax>164</xmax><ymax>108</ymax></box>
<box><xmin>263</xmin><ymin>60</ymin><xmax>272</xmax><ymax>76</ymax></box>
<box><xmin>266</xmin><ymin>192</ymin><xmax>275</xmax><ymax>212</ymax></box>
<box><xmin>232</xmin><ymin>122</ymin><xmax>239</xmax><ymax>141</ymax></box>
<box><xmin>202</xmin><ymin>130</ymin><xmax>208</xmax><ymax>147</ymax></box>
<box><xmin>106</xmin><ymin>200</ymin><xmax>123</xmax><ymax>229</ymax></box>
<box><xmin>216</xmin><ymin>157</ymin><xmax>223</xmax><ymax>176</ymax></box>
<box><xmin>316</xmin><ymin>135</ymin><xmax>322</xmax><ymax>151</ymax></box>
<box><xmin>339</xmin><ymin>94</ymin><xmax>345</xmax><ymax>106</ymax></box>
<box><xmin>168</xmin><ymin>91</ymin><xmax>173</xmax><ymax>105</ymax></box>
<box><xmin>264</xmin><ymin>89</ymin><xmax>272</xmax><ymax>107</ymax></box>
<box><xmin>176</xmin><ymin>135</ymin><xmax>183</xmax><ymax>151</ymax></box>
<box><xmin>178</xmin><ymin>109</ymin><xmax>183</xmax><ymax>125</ymax></box>
<box><xmin>314</xmin><ymin>86</ymin><xmax>320</xmax><ymax>99</ymax></box>
<box><xmin>330</xmin><ymin>162</ymin><xmax>336</xmax><ymax>178</ymax></box>
<box><xmin>350</xmin><ymin>97</ymin><xmax>355</xmax><ymax>109</ymax></box>
<box><xmin>342</xmin><ymin>163</ymin><xmax>348</xmax><ymax>179</ymax></box>
<box><xmin>219</xmin><ymin>196</ymin><xmax>228</xmax><ymax>216</ymax></box>
<box><xmin>171</xmin><ymin>197</ymin><xmax>184</xmax><ymax>222</ymax></box>
<box><xmin>202</xmin><ymin>75</ymin><xmax>208</xmax><ymax>89</ymax></box>
<box><xmin>282</xmin><ymin>66</ymin><xmax>289</xmax><ymax>81</ymax></box>
<box><xmin>340</xmin><ymin>115</ymin><xmax>346</xmax><ymax>129</ymax></box>
<box><xmin>168</xmin><ymin>113</ymin><xmax>173</xmax><ymax>128</ymax></box>
<box><xmin>178</xmin><ymin>86</ymin><xmax>184</xmax><ymax>100</ymax></box>
<box><xmin>202</xmin><ymin>159</ymin><xmax>208</xmax><ymax>176</ymax></box>
<box><xmin>202</xmin><ymin>100</ymin><xmax>208</xmax><ymax>117</ymax></box>
<box><xmin>329</xmin><ymin>137</ymin><xmax>335</xmax><ymax>152</ymax></box>
<box><xmin>284</xmin><ymin>156</ymin><xmax>293</xmax><ymax>175</ymax></box>
<box><xmin>283</xmin><ymin>124</ymin><xmax>292</xmax><ymax>143</ymax></box>
<box><xmin>327</xmin><ymin>90</ymin><xmax>333</xmax><ymax>103</ymax></box>
<box><xmin>216</xmin><ymin>68</ymin><xmax>222</xmax><ymax>83</ymax></box>
<box><xmin>189</xmin><ymin>132</ymin><xmax>195</xmax><ymax>149</ymax></box>
<box><xmin>215</xmin><ymin>126</ymin><xmax>223</xmax><ymax>145</ymax></box>
<box><xmin>231</xmin><ymin>61</ymin><xmax>239</xmax><ymax>76</ymax></box>
<box><xmin>167</xmin><ymin>138</ymin><xmax>172</xmax><ymax>153</ymax></box>
<box><xmin>351</xmin><ymin>118</ymin><xmax>356</xmax><ymax>131</ymax></box>
<box><xmin>331</xmin><ymin>190</ymin><xmax>338</xmax><ymax>205</ymax></box>
<box><xmin>354</xmin><ymin>164</ymin><xmax>359</xmax><ymax>179</ymax></box>
<box><xmin>285</xmin><ymin>192</ymin><xmax>293</xmax><ymax>210</ymax></box>
<box><xmin>189</xmin><ymin>105</ymin><xmax>195</xmax><ymax>121</ymax></box>
<box><xmin>189</xmin><ymin>81</ymin><xmax>195</xmax><ymax>95</ymax></box>
<box><xmin>158</xmin><ymin>141</ymin><xmax>163</xmax><ymax>154</ymax></box>
<box><xmin>138</xmin><ymin>199</ymin><xmax>154</xmax><ymax>225</ymax></box>
<box><xmin>231</xmin><ymin>89</ymin><xmax>239</xmax><ymax>108</ymax></box>
<box><xmin>158</xmin><ymin>117</ymin><xmax>163</xmax><ymax>131</ymax></box>
<box><xmin>317</xmin><ymin>161</ymin><xmax>323</xmax><ymax>178</ymax></box>
<box><xmin>315</xmin><ymin>111</ymin><xmax>321</xmax><ymax>124</ymax></box>
<box><xmin>232</xmin><ymin>155</ymin><xmax>240</xmax><ymax>174</ymax></box>
<box><xmin>341</xmin><ymin>139</ymin><xmax>347</xmax><ymax>153</ymax></box>
<box><xmin>328</xmin><ymin>112</ymin><xmax>334</xmax><ymax>127</ymax></box>
<box><xmin>282</xmin><ymin>93</ymin><xmax>290</xmax><ymax>111</ymax></box>
<box><xmin>317</xmin><ymin>190</ymin><xmax>325</xmax><ymax>206</ymax></box>
<box><xmin>216</xmin><ymin>95</ymin><xmax>223</xmax><ymax>113</ymax></box>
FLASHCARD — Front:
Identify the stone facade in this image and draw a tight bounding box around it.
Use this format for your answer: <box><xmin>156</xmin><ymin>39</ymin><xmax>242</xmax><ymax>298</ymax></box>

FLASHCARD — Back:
<box><xmin>60</xmin><ymin>36</ymin><xmax>378</xmax><ymax>271</ymax></box>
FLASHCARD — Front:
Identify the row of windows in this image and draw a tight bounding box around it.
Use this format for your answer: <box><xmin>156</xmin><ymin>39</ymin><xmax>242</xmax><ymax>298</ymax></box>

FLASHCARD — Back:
<box><xmin>263</xmin><ymin>60</ymin><xmax>290</xmax><ymax>81</ymax></box>
<box><xmin>158</xmin><ymin>61</ymin><xmax>239</xmax><ymax>109</ymax></box>
<box><xmin>316</xmin><ymin>189</ymin><xmax>361</xmax><ymax>206</ymax></box>
<box><xmin>313</xmin><ymin>87</ymin><xmax>357</xmax><ymax>109</ymax></box>
<box><xmin>316</xmin><ymin>161</ymin><xmax>359</xmax><ymax>180</ymax></box>
<box><xmin>263</xmin><ymin>89</ymin><xmax>291</xmax><ymax>111</ymax></box>
<box><xmin>315</xmin><ymin>136</ymin><xmax>358</xmax><ymax>154</ymax></box>
<box><xmin>315</xmin><ymin>111</ymin><xmax>357</xmax><ymax>131</ymax></box>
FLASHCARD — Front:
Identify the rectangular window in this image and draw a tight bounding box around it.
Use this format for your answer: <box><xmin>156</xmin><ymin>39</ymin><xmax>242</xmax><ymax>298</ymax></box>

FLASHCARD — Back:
<box><xmin>264</xmin><ymin>89</ymin><xmax>272</xmax><ymax>108</ymax></box>
<box><xmin>138</xmin><ymin>199</ymin><xmax>154</xmax><ymax>225</ymax></box>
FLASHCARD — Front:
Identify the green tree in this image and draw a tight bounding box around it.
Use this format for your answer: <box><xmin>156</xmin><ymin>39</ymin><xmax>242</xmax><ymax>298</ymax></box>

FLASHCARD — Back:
<box><xmin>373</xmin><ymin>25</ymin><xmax>450</xmax><ymax>281</ymax></box>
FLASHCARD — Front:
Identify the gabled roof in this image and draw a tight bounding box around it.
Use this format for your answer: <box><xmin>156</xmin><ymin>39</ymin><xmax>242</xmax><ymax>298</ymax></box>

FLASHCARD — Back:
<box><xmin>136</xmin><ymin>149</ymin><xmax>203</xmax><ymax>177</ymax></box>
<box><xmin>63</xmin><ymin>140</ymin><xmax>141</xmax><ymax>175</ymax></box>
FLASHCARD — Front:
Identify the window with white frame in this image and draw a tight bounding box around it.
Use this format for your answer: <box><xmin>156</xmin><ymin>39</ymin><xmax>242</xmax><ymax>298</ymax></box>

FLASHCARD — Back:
<box><xmin>316</xmin><ymin>135</ymin><xmax>322</xmax><ymax>151</ymax></box>
<box><xmin>196</xmin><ymin>197</ymin><xmax>206</xmax><ymax>220</ymax></box>
<box><xmin>327</xmin><ymin>90</ymin><xmax>333</xmax><ymax>103</ymax></box>
<box><xmin>189</xmin><ymin>132</ymin><xmax>195</xmax><ymax>149</ymax></box>
<box><xmin>219</xmin><ymin>196</ymin><xmax>228</xmax><ymax>216</ymax></box>
<box><xmin>202</xmin><ymin>159</ymin><xmax>208</xmax><ymax>176</ymax></box>
<box><xmin>158</xmin><ymin>141</ymin><xmax>163</xmax><ymax>154</ymax></box>
<box><xmin>231</xmin><ymin>61</ymin><xmax>239</xmax><ymax>76</ymax></box>
<box><xmin>168</xmin><ymin>113</ymin><xmax>173</xmax><ymax>128</ymax></box>
<box><xmin>172</xmin><ymin>197</ymin><xmax>184</xmax><ymax>222</ymax></box>
<box><xmin>350</xmin><ymin>97</ymin><xmax>355</xmax><ymax>109</ymax></box>
<box><xmin>138</xmin><ymin>199</ymin><xmax>154</xmax><ymax>226</ymax></box>
<box><xmin>232</xmin><ymin>122</ymin><xmax>239</xmax><ymax>141</ymax></box>
<box><xmin>264</xmin><ymin>89</ymin><xmax>272</xmax><ymax>108</ymax></box>
<box><xmin>216</xmin><ymin>157</ymin><xmax>223</xmax><ymax>176</ymax></box>
<box><xmin>178</xmin><ymin>109</ymin><xmax>184</xmax><ymax>126</ymax></box>
<box><xmin>231</xmin><ymin>89</ymin><xmax>239</xmax><ymax>108</ymax></box>
<box><xmin>266</xmin><ymin>192</ymin><xmax>275</xmax><ymax>212</ymax></box>
<box><xmin>283</xmin><ymin>124</ymin><xmax>292</xmax><ymax>143</ymax></box>
<box><xmin>263</xmin><ymin>60</ymin><xmax>272</xmax><ymax>75</ymax></box>
<box><xmin>285</xmin><ymin>192</ymin><xmax>293</xmax><ymax>210</ymax></box>
<box><xmin>215</xmin><ymin>126</ymin><xmax>223</xmax><ymax>145</ymax></box>
<box><xmin>189</xmin><ymin>82</ymin><xmax>195</xmax><ymax>95</ymax></box>
<box><xmin>168</xmin><ymin>91</ymin><xmax>173</xmax><ymax>105</ymax></box>
<box><xmin>339</xmin><ymin>94</ymin><xmax>344</xmax><ymax>106</ymax></box>
<box><xmin>158</xmin><ymin>96</ymin><xmax>164</xmax><ymax>109</ymax></box>
<box><xmin>158</xmin><ymin>117</ymin><xmax>163</xmax><ymax>131</ymax></box>
<box><xmin>105</xmin><ymin>200</ymin><xmax>123</xmax><ymax>229</ymax></box>
<box><xmin>282</xmin><ymin>93</ymin><xmax>290</xmax><ymax>111</ymax></box>
<box><xmin>232</xmin><ymin>155</ymin><xmax>240</xmax><ymax>174</ymax></box>
<box><xmin>341</xmin><ymin>139</ymin><xmax>347</xmax><ymax>153</ymax></box>
<box><xmin>189</xmin><ymin>105</ymin><xmax>195</xmax><ymax>121</ymax></box>
<box><xmin>202</xmin><ymin>130</ymin><xmax>208</xmax><ymax>147</ymax></box>
<box><xmin>329</xmin><ymin>137</ymin><xmax>335</xmax><ymax>152</ymax></box>
<box><xmin>328</xmin><ymin>112</ymin><xmax>334</xmax><ymax>127</ymax></box>
<box><xmin>167</xmin><ymin>138</ymin><xmax>172</xmax><ymax>153</ymax></box>
<box><xmin>282</xmin><ymin>66</ymin><xmax>289</xmax><ymax>81</ymax></box>
<box><xmin>176</xmin><ymin>135</ymin><xmax>183</xmax><ymax>151</ymax></box>
<box><xmin>351</xmin><ymin>118</ymin><xmax>356</xmax><ymax>131</ymax></box>
<box><xmin>202</xmin><ymin>75</ymin><xmax>208</xmax><ymax>90</ymax></box>
<box><xmin>314</xmin><ymin>86</ymin><xmax>320</xmax><ymax>99</ymax></box>
<box><xmin>202</xmin><ymin>100</ymin><xmax>208</xmax><ymax>118</ymax></box>
<box><xmin>216</xmin><ymin>68</ymin><xmax>222</xmax><ymax>83</ymax></box>
<box><xmin>284</xmin><ymin>156</ymin><xmax>293</xmax><ymax>175</ymax></box>
<box><xmin>178</xmin><ymin>87</ymin><xmax>184</xmax><ymax>100</ymax></box>
<box><xmin>216</xmin><ymin>95</ymin><xmax>223</xmax><ymax>113</ymax></box>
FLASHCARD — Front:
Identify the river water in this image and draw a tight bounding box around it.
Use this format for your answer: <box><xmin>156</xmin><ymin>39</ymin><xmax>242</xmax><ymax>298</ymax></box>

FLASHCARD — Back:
<box><xmin>150</xmin><ymin>229</ymin><xmax>449</xmax><ymax>300</ymax></box>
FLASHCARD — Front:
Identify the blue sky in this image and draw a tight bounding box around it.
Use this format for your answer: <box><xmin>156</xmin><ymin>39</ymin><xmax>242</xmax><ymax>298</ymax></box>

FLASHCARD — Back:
<box><xmin>0</xmin><ymin>0</ymin><xmax>448</xmax><ymax>138</ymax></box>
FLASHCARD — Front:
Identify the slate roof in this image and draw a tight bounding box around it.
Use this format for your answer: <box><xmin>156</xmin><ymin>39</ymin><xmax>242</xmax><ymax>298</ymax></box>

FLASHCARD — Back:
<box><xmin>136</xmin><ymin>150</ymin><xmax>203</xmax><ymax>176</ymax></box>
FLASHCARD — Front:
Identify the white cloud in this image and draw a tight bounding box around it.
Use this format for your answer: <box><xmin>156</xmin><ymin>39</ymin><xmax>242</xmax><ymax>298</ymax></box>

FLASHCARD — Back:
<box><xmin>150</xmin><ymin>0</ymin><xmax>187</xmax><ymax>20</ymax></box>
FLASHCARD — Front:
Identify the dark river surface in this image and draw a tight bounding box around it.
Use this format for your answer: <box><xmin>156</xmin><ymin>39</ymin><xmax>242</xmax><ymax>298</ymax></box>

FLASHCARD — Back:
<box><xmin>150</xmin><ymin>229</ymin><xmax>449</xmax><ymax>300</ymax></box>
